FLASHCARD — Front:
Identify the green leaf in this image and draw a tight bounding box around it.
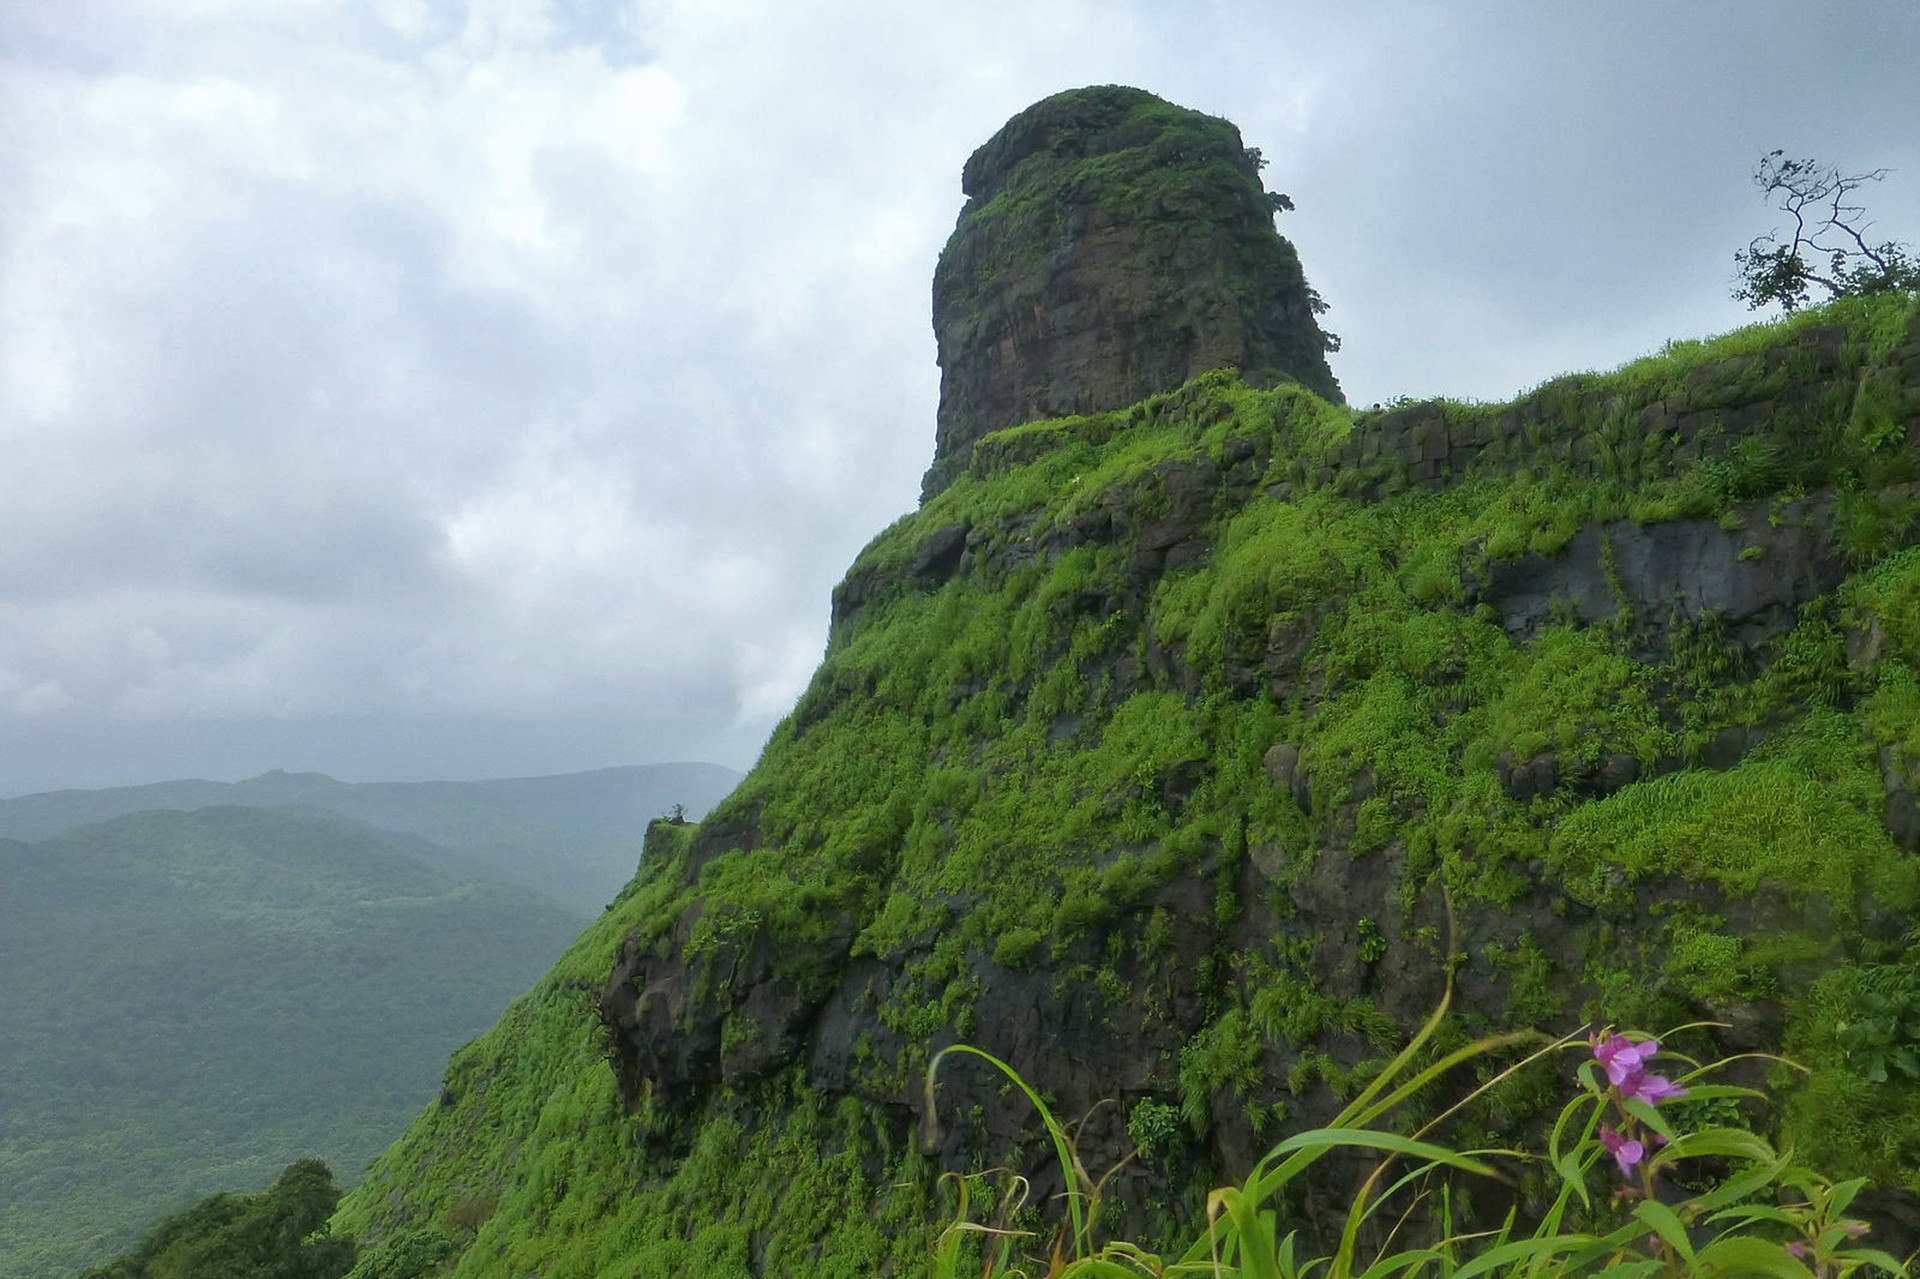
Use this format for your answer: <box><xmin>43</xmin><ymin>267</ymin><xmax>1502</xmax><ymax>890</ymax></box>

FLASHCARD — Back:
<box><xmin>1587</xmin><ymin>1260</ymin><xmax>1665</xmax><ymax>1278</ymax></box>
<box><xmin>1691</xmin><ymin>1234</ymin><xmax>1813</xmax><ymax>1277</ymax></box>
<box><xmin>1622</xmin><ymin>1098</ymin><xmax>1677</xmax><ymax>1140</ymax></box>
<box><xmin>1211</xmin><ymin>1187</ymin><xmax>1282</xmax><ymax>1279</ymax></box>
<box><xmin>1826</xmin><ymin>1176</ymin><xmax>1869</xmax><ymax>1218</ymax></box>
<box><xmin>1657</xmin><ymin>1125</ymin><xmax>1777</xmax><ymax>1165</ymax></box>
<box><xmin>1548</xmin><ymin>1092</ymin><xmax>1602</xmax><ymax>1169</ymax></box>
<box><xmin>1552</xmin><ymin>1148</ymin><xmax>1595</xmax><ymax>1211</ymax></box>
<box><xmin>1353</xmin><ymin>1249</ymin><xmax>1447</xmax><ymax>1279</ymax></box>
<box><xmin>1666</xmin><ymin>1082</ymin><xmax>1766</xmax><ymax>1104</ymax></box>
<box><xmin>1703</xmin><ymin>1204</ymin><xmax>1804</xmax><ymax>1229</ymax></box>
<box><xmin>1686</xmin><ymin>1161</ymin><xmax>1787</xmax><ymax>1214</ymax></box>
<box><xmin>1633</xmin><ymin>1198</ymin><xmax>1697</xmax><ymax>1267</ymax></box>
<box><xmin>1833</xmin><ymin>1244</ymin><xmax>1909</xmax><ymax>1272</ymax></box>
<box><xmin>1059</xmin><ymin>1259</ymin><xmax>1158</xmax><ymax>1278</ymax></box>
<box><xmin>1446</xmin><ymin>1234</ymin><xmax>1592</xmax><ymax>1279</ymax></box>
<box><xmin>1277</xmin><ymin>1230</ymin><xmax>1302</xmax><ymax>1279</ymax></box>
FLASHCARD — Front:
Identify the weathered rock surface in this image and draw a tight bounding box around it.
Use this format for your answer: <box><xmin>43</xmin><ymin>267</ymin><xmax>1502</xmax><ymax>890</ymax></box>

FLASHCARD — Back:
<box><xmin>1465</xmin><ymin>498</ymin><xmax>1846</xmax><ymax>654</ymax></box>
<box><xmin>924</xmin><ymin>85</ymin><xmax>1341</xmax><ymax>497</ymax></box>
<box><xmin>600</xmin><ymin>288</ymin><xmax>1920</xmax><ymax>1240</ymax></box>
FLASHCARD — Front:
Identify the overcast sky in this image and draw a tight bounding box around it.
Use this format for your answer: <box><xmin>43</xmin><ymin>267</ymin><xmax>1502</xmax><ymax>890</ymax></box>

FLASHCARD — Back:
<box><xmin>2</xmin><ymin>0</ymin><xmax>1917</xmax><ymax>795</ymax></box>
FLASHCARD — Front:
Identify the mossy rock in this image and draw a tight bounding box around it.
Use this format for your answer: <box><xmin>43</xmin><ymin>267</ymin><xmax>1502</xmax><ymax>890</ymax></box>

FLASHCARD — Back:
<box><xmin>341</xmin><ymin>292</ymin><xmax>1920</xmax><ymax>1276</ymax></box>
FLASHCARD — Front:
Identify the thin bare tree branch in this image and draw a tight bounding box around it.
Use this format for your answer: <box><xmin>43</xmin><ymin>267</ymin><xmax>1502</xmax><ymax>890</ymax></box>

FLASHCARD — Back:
<box><xmin>1733</xmin><ymin>150</ymin><xmax>1919</xmax><ymax>311</ymax></box>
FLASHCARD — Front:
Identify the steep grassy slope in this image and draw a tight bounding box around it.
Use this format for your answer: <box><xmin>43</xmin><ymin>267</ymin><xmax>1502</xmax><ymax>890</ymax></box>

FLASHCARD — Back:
<box><xmin>0</xmin><ymin>807</ymin><xmax>588</xmax><ymax>1279</ymax></box>
<box><xmin>337</xmin><ymin>817</ymin><xmax>934</xmax><ymax>1279</ymax></box>
<box><xmin>0</xmin><ymin>763</ymin><xmax>742</xmax><ymax>912</ymax></box>
<box><xmin>338</xmin><ymin>292</ymin><xmax>1920</xmax><ymax>1277</ymax></box>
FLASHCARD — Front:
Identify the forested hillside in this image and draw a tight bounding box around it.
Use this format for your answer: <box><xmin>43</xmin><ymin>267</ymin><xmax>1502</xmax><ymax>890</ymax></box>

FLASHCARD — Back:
<box><xmin>0</xmin><ymin>806</ymin><xmax>589</xmax><ymax>1279</ymax></box>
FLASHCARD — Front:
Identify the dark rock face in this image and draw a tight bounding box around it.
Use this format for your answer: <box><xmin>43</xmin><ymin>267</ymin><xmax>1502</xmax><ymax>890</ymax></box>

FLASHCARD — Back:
<box><xmin>923</xmin><ymin>86</ymin><xmax>1341</xmax><ymax>497</ymax></box>
<box><xmin>583</xmin><ymin>290</ymin><xmax>1920</xmax><ymax>1262</ymax></box>
<box><xmin>601</xmin><ymin>895</ymin><xmax>860</xmax><ymax>1108</ymax></box>
<box><xmin>575</xmin><ymin>95</ymin><xmax>1920</xmax><ymax>1274</ymax></box>
<box><xmin>1464</xmin><ymin>497</ymin><xmax>1846</xmax><ymax>655</ymax></box>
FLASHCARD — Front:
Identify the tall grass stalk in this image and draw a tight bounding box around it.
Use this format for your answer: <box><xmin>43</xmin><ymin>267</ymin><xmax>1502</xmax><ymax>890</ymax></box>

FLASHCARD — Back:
<box><xmin>924</xmin><ymin>988</ymin><xmax>1915</xmax><ymax>1278</ymax></box>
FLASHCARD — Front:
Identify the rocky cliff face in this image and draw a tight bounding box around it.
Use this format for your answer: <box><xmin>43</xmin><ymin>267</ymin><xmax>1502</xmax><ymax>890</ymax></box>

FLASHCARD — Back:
<box><xmin>924</xmin><ymin>85</ymin><xmax>1341</xmax><ymax>498</ymax></box>
<box><xmin>336</xmin><ymin>90</ymin><xmax>1920</xmax><ymax>1279</ymax></box>
<box><xmin>595</xmin><ymin>296</ymin><xmax>1920</xmax><ymax>1241</ymax></box>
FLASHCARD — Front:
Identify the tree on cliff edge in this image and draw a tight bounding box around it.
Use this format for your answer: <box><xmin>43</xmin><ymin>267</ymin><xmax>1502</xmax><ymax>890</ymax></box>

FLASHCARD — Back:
<box><xmin>1735</xmin><ymin>149</ymin><xmax>1920</xmax><ymax>311</ymax></box>
<box><xmin>80</xmin><ymin>1159</ymin><xmax>354</xmax><ymax>1279</ymax></box>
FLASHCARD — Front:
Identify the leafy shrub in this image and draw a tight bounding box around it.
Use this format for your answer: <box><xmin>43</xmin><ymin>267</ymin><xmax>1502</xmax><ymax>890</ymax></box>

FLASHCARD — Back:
<box><xmin>82</xmin><ymin>1159</ymin><xmax>354</xmax><ymax>1279</ymax></box>
<box><xmin>1125</xmin><ymin>1099</ymin><xmax>1182</xmax><ymax>1160</ymax></box>
<box><xmin>1839</xmin><ymin>966</ymin><xmax>1920</xmax><ymax>1085</ymax></box>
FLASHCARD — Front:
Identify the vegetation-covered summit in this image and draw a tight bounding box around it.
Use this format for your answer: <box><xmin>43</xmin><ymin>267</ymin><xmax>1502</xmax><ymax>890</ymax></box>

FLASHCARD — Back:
<box><xmin>338</xmin><ymin>286</ymin><xmax>1920</xmax><ymax>1276</ymax></box>
<box><xmin>926</xmin><ymin>85</ymin><xmax>1341</xmax><ymax>497</ymax></box>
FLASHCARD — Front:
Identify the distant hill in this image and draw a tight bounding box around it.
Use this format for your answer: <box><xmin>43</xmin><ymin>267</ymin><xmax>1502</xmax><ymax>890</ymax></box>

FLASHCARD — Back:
<box><xmin>0</xmin><ymin>805</ymin><xmax>592</xmax><ymax>1279</ymax></box>
<box><xmin>0</xmin><ymin>762</ymin><xmax>742</xmax><ymax>911</ymax></box>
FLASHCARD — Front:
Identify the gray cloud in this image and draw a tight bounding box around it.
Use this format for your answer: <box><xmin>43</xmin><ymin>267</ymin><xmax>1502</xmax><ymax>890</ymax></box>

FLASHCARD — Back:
<box><xmin>2</xmin><ymin>0</ymin><xmax>1917</xmax><ymax>793</ymax></box>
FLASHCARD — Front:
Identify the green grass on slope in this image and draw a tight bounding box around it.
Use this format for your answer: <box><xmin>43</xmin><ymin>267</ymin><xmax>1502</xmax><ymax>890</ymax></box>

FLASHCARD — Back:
<box><xmin>339</xmin><ymin>292</ymin><xmax>1920</xmax><ymax>1276</ymax></box>
<box><xmin>336</xmin><ymin>822</ymin><xmax>937</xmax><ymax>1279</ymax></box>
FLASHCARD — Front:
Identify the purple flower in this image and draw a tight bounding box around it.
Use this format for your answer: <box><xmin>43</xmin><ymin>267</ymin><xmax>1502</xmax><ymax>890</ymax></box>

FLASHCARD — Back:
<box><xmin>1593</xmin><ymin>1033</ymin><xmax>1659</xmax><ymax>1087</ymax></box>
<box><xmin>1787</xmin><ymin>1241</ymin><xmax>1810</xmax><ymax>1259</ymax></box>
<box><xmin>1617</xmin><ymin>1069</ymin><xmax>1688</xmax><ymax>1105</ymax></box>
<box><xmin>1593</xmin><ymin>1032</ymin><xmax>1688</xmax><ymax>1105</ymax></box>
<box><xmin>1599</xmin><ymin>1126</ymin><xmax>1645</xmax><ymax>1178</ymax></box>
